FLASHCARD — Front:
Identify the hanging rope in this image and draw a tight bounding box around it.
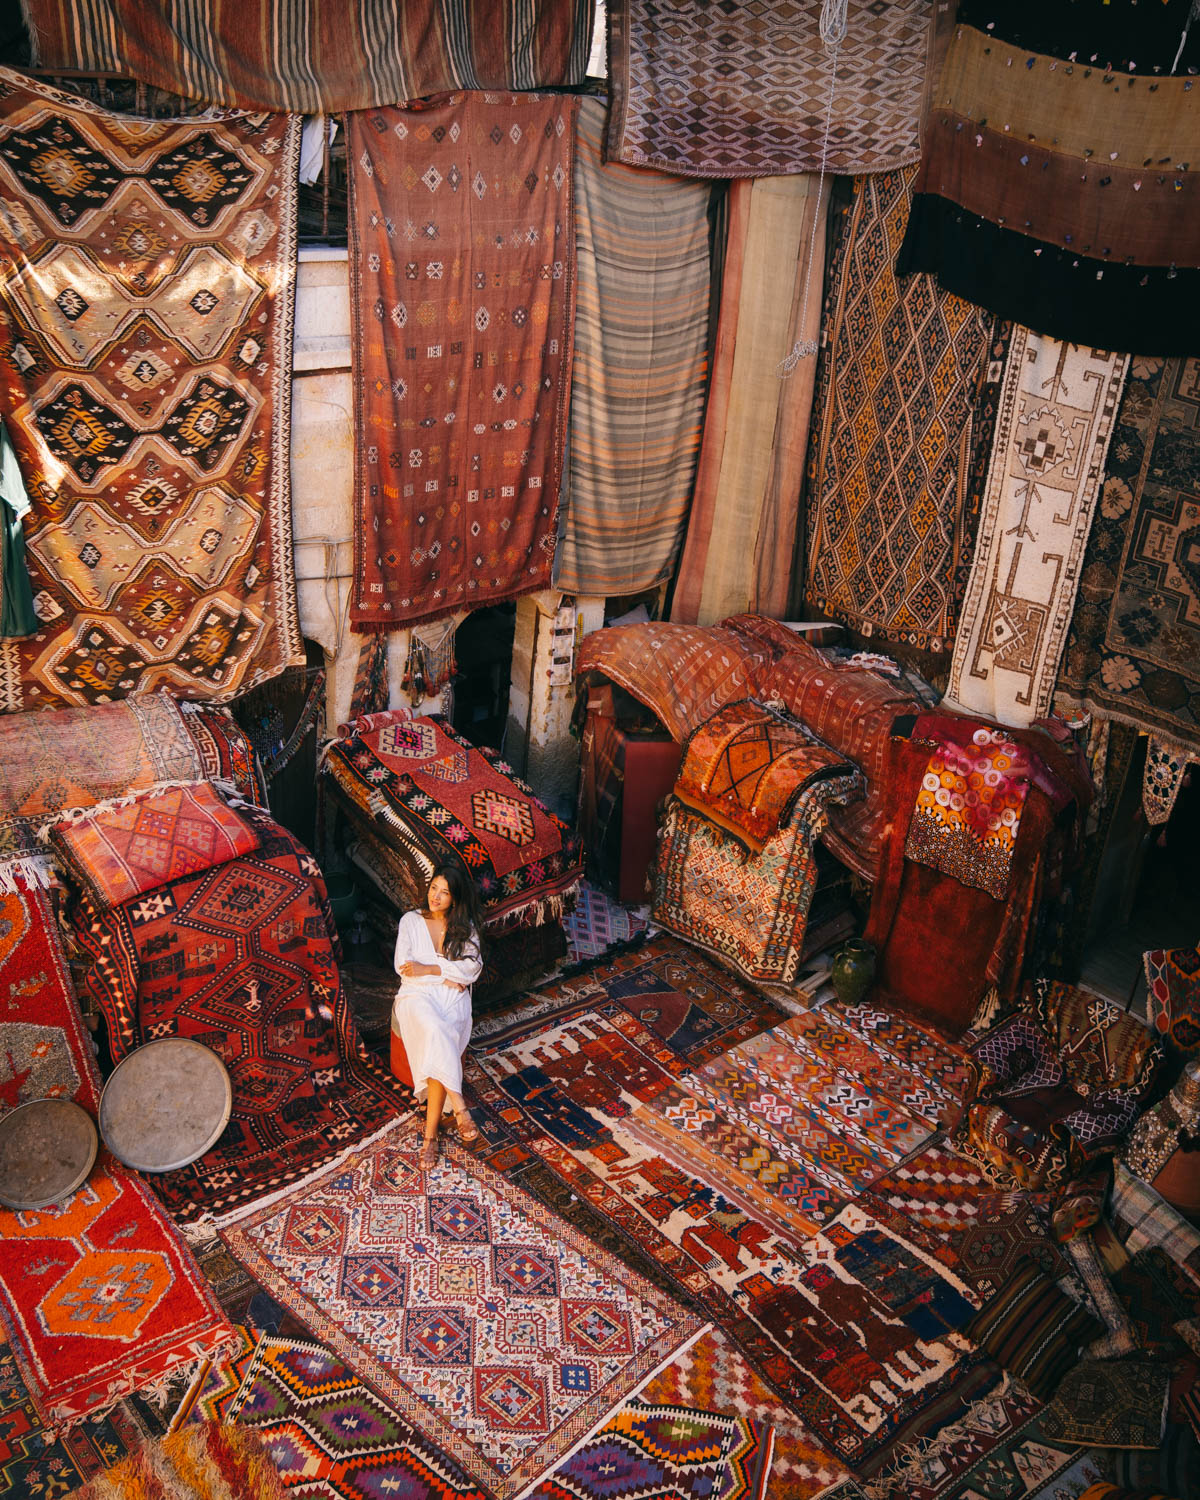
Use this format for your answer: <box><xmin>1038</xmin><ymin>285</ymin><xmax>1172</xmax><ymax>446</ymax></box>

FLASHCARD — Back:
<box><xmin>778</xmin><ymin>0</ymin><xmax>848</xmax><ymax>376</ymax></box>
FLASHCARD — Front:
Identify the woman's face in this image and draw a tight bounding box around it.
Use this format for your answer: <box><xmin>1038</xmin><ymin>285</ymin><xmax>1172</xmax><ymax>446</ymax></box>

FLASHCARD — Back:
<box><xmin>428</xmin><ymin>875</ymin><xmax>454</xmax><ymax>914</ymax></box>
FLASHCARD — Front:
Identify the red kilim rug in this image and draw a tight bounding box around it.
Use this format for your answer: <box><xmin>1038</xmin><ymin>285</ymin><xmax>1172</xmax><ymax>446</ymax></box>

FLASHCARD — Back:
<box><xmin>0</xmin><ymin>879</ymin><xmax>234</xmax><ymax>1429</ymax></box>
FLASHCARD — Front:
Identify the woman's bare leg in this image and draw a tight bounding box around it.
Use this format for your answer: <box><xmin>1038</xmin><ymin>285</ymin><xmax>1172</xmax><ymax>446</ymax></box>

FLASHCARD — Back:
<box><xmin>425</xmin><ymin>1078</ymin><xmax>446</xmax><ymax>1138</ymax></box>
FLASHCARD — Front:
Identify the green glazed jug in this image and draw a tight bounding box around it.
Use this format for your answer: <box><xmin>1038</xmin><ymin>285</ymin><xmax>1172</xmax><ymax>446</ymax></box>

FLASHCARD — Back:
<box><xmin>830</xmin><ymin>938</ymin><xmax>876</xmax><ymax>1007</ymax></box>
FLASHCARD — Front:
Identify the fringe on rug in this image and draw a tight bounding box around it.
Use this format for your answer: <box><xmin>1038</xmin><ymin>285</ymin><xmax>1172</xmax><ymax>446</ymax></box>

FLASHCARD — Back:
<box><xmin>0</xmin><ymin>853</ymin><xmax>53</xmax><ymax>890</ymax></box>
<box><xmin>33</xmin><ymin>780</ymin><xmax>215</xmax><ymax>843</ymax></box>
<box><xmin>858</xmin><ymin>1375</ymin><xmax>1017</xmax><ymax>1499</ymax></box>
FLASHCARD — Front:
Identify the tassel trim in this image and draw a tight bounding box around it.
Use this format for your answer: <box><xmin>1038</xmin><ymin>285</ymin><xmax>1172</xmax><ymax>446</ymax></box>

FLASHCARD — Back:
<box><xmin>0</xmin><ymin>854</ymin><xmax>54</xmax><ymax>891</ymax></box>
<box><xmin>34</xmin><ymin>779</ymin><xmax>218</xmax><ymax>844</ymax></box>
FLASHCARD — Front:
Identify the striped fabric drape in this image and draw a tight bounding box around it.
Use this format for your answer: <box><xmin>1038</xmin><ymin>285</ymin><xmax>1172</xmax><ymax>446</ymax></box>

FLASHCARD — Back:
<box><xmin>671</xmin><ymin>175</ymin><xmax>824</xmax><ymax>626</ymax></box>
<box><xmin>554</xmin><ymin>99</ymin><xmax>711</xmax><ymax>599</ymax></box>
<box><xmin>23</xmin><ymin>0</ymin><xmax>594</xmax><ymax>111</ymax></box>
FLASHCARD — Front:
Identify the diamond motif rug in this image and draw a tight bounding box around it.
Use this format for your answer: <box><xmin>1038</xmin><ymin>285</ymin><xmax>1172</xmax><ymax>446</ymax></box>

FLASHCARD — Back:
<box><xmin>221</xmin><ymin>1117</ymin><xmax>704</xmax><ymax>1500</ymax></box>
<box><xmin>324</xmin><ymin>711</ymin><xmax>582</xmax><ymax>929</ymax></box>
<box><xmin>1058</xmin><ymin>356</ymin><xmax>1200</xmax><ymax>756</ymax></box>
<box><xmin>944</xmin><ymin>330</ymin><xmax>1129</xmax><ymax>726</ymax></box>
<box><xmin>347</xmin><ymin>93</ymin><xmax>577</xmax><ymax>629</ymax></box>
<box><xmin>0</xmin><ymin>68</ymin><xmax>304</xmax><ymax>710</ymax></box>
<box><xmin>181</xmin><ymin>1328</ymin><xmax>488</xmax><ymax>1499</ymax></box>
<box><xmin>638</xmin><ymin>1327</ymin><xmax>849</xmax><ymax>1500</ymax></box>
<box><xmin>525</xmin><ymin>1400</ymin><xmax>773</xmax><ymax>1500</ymax></box>
<box><xmin>471</xmin><ymin>977</ymin><xmax>982</xmax><ymax>1469</ymax></box>
<box><xmin>805</xmin><ymin>168</ymin><xmax>1006</xmax><ymax>654</ymax></box>
<box><xmin>606</xmin><ymin>0</ymin><xmax>933</xmax><ymax>178</ymax></box>
<box><xmin>0</xmin><ymin>1154</ymin><xmax>234</xmax><ymax>1430</ymax></box>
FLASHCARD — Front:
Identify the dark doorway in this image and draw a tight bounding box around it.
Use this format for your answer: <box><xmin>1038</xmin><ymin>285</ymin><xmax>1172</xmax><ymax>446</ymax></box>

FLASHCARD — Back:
<box><xmin>452</xmin><ymin>603</ymin><xmax>515</xmax><ymax>751</ymax></box>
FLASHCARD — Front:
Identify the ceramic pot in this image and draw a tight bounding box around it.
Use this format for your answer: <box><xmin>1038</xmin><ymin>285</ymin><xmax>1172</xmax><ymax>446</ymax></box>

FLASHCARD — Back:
<box><xmin>830</xmin><ymin>939</ymin><xmax>876</xmax><ymax>1007</ymax></box>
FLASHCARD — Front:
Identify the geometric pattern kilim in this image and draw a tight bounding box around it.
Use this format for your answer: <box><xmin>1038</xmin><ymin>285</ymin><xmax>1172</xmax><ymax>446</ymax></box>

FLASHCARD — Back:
<box><xmin>0</xmin><ymin>67</ymin><xmax>303</xmax><ymax>709</ymax></box>
<box><xmin>71</xmin><ymin>805</ymin><xmax>408</xmax><ymax>1223</ymax></box>
<box><xmin>806</xmin><ymin>168</ymin><xmax>1003</xmax><ymax>653</ymax></box>
<box><xmin>221</xmin><ymin>1117</ymin><xmax>703</xmax><ymax>1500</ymax></box>
<box><xmin>183</xmin><ymin>1329</ymin><xmax>488</xmax><ymax>1500</ymax></box>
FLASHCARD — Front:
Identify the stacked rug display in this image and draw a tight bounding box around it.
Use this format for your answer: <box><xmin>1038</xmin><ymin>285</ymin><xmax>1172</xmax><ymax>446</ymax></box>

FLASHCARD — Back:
<box><xmin>322</xmin><ymin>709</ymin><xmax>584</xmax><ymax>1002</ymax></box>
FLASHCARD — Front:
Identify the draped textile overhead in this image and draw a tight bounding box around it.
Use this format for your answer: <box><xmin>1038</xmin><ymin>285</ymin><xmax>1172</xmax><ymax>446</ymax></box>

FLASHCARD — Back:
<box><xmin>1057</xmin><ymin>356</ymin><xmax>1200</xmax><ymax>756</ymax></box>
<box><xmin>897</xmin><ymin>20</ymin><xmax>1200</xmax><ymax>354</ymax></box>
<box><xmin>606</xmin><ymin>0</ymin><xmax>935</xmax><ymax>178</ymax></box>
<box><xmin>670</xmin><ymin>174</ymin><xmax>823</xmax><ymax>626</ymax></box>
<box><xmin>944</xmin><ymin>331</ymin><xmax>1129</xmax><ymax>727</ymax></box>
<box><xmin>22</xmin><ymin>0</ymin><xmax>595</xmax><ymax>112</ymax></box>
<box><xmin>554</xmin><ymin>98</ymin><xmax>710</xmax><ymax>598</ymax></box>
<box><xmin>804</xmin><ymin>168</ymin><xmax>1007</xmax><ymax>652</ymax></box>
<box><xmin>347</xmin><ymin>93</ymin><xmax>578</xmax><ymax>630</ymax></box>
<box><xmin>0</xmin><ymin>69</ymin><xmax>303</xmax><ymax>711</ymax></box>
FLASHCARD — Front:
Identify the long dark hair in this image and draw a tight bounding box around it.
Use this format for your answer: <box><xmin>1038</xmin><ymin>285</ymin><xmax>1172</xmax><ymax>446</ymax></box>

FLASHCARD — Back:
<box><xmin>424</xmin><ymin>862</ymin><xmax>482</xmax><ymax>960</ymax></box>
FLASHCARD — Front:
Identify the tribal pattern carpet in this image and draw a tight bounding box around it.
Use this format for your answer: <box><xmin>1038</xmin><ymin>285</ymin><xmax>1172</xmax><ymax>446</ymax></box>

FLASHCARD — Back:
<box><xmin>674</xmin><ymin>699</ymin><xmax>851</xmax><ymax>851</ymax></box>
<box><xmin>72</xmin><ymin>805</ymin><xmax>407</xmax><ymax>1222</ymax></box>
<box><xmin>945</xmin><ymin>330</ymin><xmax>1129</xmax><ymax>726</ymax></box>
<box><xmin>50</xmin><ymin>780</ymin><xmax>259</xmax><ymax>908</ymax></box>
<box><xmin>652</xmin><ymin>774</ymin><xmax>861</xmax><ymax>986</ymax></box>
<box><xmin>555</xmin><ymin>98</ymin><xmax>711</xmax><ymax>598</ymax></box>
<box><xmin>182</xmin><ymin>1329</ymin><xmax>488</xmax><ymax>1499</ymax></box>
<box><xmin>1058</xmin><ymin>356</ymin><xmax>1200</xmax><ymax>756</ymax></box>
<box><xmin>0</xmin><ymin>692</ymin><xmax>201</xmax><ymax>870</ymax></box>
<box><xmin>347</xmin><ymin>93</ymin><xmax>577</xmax><ymax>629</ymax></box>
<box><xmin>0</xmin><ymin>1338</ymin><xmax>187</xmax><ymax>1497</ymax></box>
<box><xmin>638</xmin><ymin>1328</ymin><xmax>850</xmax><ymax>1500</ymax></box>
<box><xmin>0</xmin><ymin>69</ymin><xmax>304</xmax><ymax>710</ymax></box>
<box><xmin>71</xmin><ymin>1420</ymin><xmax>286</xmax><ymax>1500</ymax></box>
<box><xmin>221</xmin><ymin>1117</ymin><xmax>703</xmax><ymax>1500</ymax></box>
<box><xmin>326</xmin><ymin>710</ymin><xmax>582</xmax><ymax>930</ymax></box>
<box><xmin>606</xmin><ymin>0</ymin><xmax>933</xmax><ymax>177</ymax></box>
<box><xmin>23</xmin><ymin>0</ymin><xmax>592</xmax><ymax>112</ymax></box>
<box><xmin>470</xmin><ymin>981</ymin><xmax>982</xmax><ymax>1470</ymax></box>
<box><xmin>525</xmin><ymin>1400</ymin><xmax>773</xmax><ymax>1500</ymax></box>
<box><xmin>0</xmin><ymin>1154</ymin><xmax>234</xmax><ymax>1430</ymax></box>
<box><xmin>805</xmin><ymin>169</ymin><xmax>1005</xmax><ymax>654</ymax></box>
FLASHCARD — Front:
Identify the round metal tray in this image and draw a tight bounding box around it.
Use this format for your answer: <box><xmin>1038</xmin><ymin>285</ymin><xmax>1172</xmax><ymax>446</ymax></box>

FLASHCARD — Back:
<box><xmin>0</xmin><ymin>1098</ymin><xmax>98</xmax><ymax>1210</ymax></box>
<box><xmin>99</xmin><ymin>1038</ymin><xmax>232</xmax><ymax>1173</ymax></box>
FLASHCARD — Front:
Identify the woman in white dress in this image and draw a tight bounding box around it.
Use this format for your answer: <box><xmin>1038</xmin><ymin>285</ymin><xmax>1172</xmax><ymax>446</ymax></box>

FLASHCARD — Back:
<box><xmin>392</xmin><ymin>862</ymin><xmax>484</xmax><ymax>1168</ymax></box>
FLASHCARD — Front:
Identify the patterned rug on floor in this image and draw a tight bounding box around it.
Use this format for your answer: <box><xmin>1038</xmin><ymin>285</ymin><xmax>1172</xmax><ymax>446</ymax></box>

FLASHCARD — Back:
<box><xmin>180</xmin><ymin>1327</ymin><xmax>488</xmax><ymax>1499</ymax></box>
<box><xmin>220</xmin><ymin>1116</ymin><xmax>704</xmax><ymax>1500</ymax></box>
<box><xmin>563</xmin><ymin>881</ymin><xmax>648</xmax><ymax>963</ymax></box>
<box><xmin>638</xmin><ymin>1327</ymin><xmax>849</xmax><ymax>1500</ymax></box>
<box><xmin>0</xmin><ymin>872</ymin><xmax>234</xmax><ymax>1430</ymax></box>
<box><xmin>863</xmin><ymin>1373</ymin><xmax>1107</xmax><ymax>1499</ymax></box>
<box><xmin>525</xmin><ymin>1399</ymin><xmax>774</xmax><ymax>1500</ymax></box>
<box><xmin>470</xmin><ymin>985</ymin><xmax>984</xmax><ymax>1470</ymax></box>
<box><xmin>623</xmin><ymin>1004</ymin><xmax>962</xmax><ymax>1245</ymax></box>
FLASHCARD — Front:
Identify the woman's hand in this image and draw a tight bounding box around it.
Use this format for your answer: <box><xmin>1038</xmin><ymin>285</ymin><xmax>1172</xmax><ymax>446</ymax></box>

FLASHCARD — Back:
<box><xmin>400</xmin><ymin>960</ymin><xmax>440</xmax><ymax>979</ymax></box>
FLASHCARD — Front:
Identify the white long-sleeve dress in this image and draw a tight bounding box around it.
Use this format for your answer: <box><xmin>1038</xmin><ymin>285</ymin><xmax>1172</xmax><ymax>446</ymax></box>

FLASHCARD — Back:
<box><xmin>391</xmin><ymin>909</ymin><xmax>482</xmax><ymax>1103</ymax></box>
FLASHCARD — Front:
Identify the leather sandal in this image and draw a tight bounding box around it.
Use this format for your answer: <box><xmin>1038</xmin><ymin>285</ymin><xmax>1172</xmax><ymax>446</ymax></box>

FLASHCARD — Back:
<box><xmin>419</xmin><ymin>1131</ymin><xmax>439</xmax><ymax>1170</ymax></box>
<box><xmin>453</xmin><ymin>1107</ymin><xmax>481</xmax><ymax>1146</ymax></box>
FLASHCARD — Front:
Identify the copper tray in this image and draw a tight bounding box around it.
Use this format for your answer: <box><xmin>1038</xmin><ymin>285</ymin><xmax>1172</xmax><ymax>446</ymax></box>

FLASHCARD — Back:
<box><xmin>99</xmin><ymin>1038</ymin><xmax>232</xmax><ymax>1173</ymax></box>
<box><xmin>0</xmin><ymin>1098</ymin><xmax>98</xmax><ymax>1210</ymax></box>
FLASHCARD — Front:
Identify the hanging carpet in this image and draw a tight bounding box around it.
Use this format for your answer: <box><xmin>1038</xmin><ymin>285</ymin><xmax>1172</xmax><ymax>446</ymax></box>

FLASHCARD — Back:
<box><xmin>554</xmin><ymin>98</ymin><xmax>710</xmax><ymax>599</ymax></box>
<box><xmin>66</xmin><ymin>799</ymin><xmax>407</xmax><ymax>1223</ymax></box>
<box><xmin>670</xmin><ymin>173</ymin><xmax>824</xmax><ymax>625</ymax></box>
<box><xmin>220</xmin><ymin>1116</ymin><xmax>705</xmax><ymax>1500</ymax></box>
<box><xmin>897</xmin><ymin>16</ymin><xmax>1200</xmax><ymax>354</ymax></box>
<box><xmin>1057</xmin><ymin>356</ymin><xmax>1200</xmax><ymax>757</ymax></box>
<box><xmin>323</xmin><ymin>710</ymin><xmax>582</xmax><ymax>929</ymax></box>
<box><xmin>805</xmin><ymin>168</ymin><xmax>1007</xmax><ymax>653</ymax></box>
<box><xmin>944</xmin><ymin>330</ymin><xmax>1128</xmax><ymax>727</ymax></box>
<box><xmin>0</xmin><ymin>875</ymin><xmax>234</xmax><ymax>1430</ymax></box>
<box><xmin>21</xmin><ymin>0</ymin><xmax>594</xmax><ymax>112</ymax></box>
<box><xmin>347</xmin><ymin>92</ymin><xmax>577</xmax><ymax>630</ymax></box>
<box><xmin>605</xmin><ymin>0</ymin><xmax>935</xmax><ymax>179</ymax></box>
<box><xmin>0</xmin><ymin>69</ymin><xmax>304</xmax><ymax>711</ymax></box>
